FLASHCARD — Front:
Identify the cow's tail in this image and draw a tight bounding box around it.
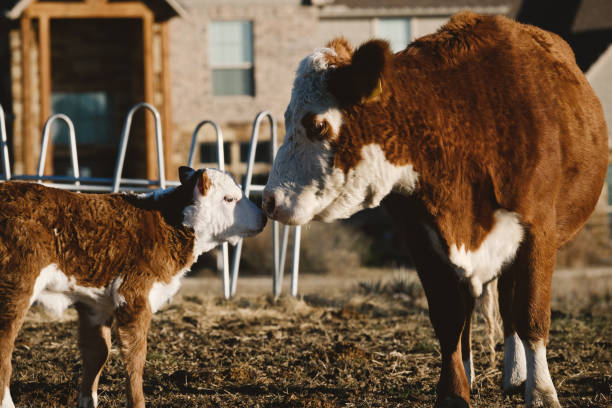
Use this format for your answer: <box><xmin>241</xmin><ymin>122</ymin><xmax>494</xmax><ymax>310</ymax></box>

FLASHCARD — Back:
<box><xmin>477</xmin><ymin>279</ymin><xmax>503</xmax><ymax>366</ymax></box>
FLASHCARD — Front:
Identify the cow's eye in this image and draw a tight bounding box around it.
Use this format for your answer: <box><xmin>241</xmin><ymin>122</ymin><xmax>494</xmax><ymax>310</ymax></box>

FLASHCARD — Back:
<box><xmin>224</xmin><ymin>196</ymin><xmax>236</xmax><ymax>204</ymax></box>
<box><xmin>301</xmin><ymin>114</ymin><xmax>329</xmax><ymax>141</ymax></box>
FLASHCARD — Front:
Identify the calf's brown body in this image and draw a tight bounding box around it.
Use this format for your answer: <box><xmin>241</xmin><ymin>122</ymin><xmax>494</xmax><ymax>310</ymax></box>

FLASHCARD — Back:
<box><xmin>0</xmin><ymin>178</ymin><xmax>197</xmax><ymax>408</ymax></box>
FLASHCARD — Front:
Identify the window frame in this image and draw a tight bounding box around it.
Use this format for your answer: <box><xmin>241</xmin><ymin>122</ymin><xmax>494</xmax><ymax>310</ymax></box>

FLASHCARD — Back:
<box><xmin>209</xmin><ymin>20</ymin><xmax>255</xmax><ymax>97</ymax></box>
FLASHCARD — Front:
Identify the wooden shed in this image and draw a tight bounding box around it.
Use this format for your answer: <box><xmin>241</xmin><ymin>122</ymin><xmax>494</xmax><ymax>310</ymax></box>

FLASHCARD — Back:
<box><xmin>2</xmin><ymin>0</ymin><xmax>185</xmax><ymax>179</ymax></box>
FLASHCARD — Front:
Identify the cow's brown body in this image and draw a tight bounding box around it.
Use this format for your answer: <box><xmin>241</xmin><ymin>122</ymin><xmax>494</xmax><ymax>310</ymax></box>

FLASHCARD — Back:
<box><xmin>264</xmin><ymin>11</ymin><xmax>608</xmax><ymax>408</ymax></box>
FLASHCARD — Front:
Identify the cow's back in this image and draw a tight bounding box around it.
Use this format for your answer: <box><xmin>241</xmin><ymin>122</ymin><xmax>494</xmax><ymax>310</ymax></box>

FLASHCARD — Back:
<box><xmin>401</xmin><ymin>12</ymin><xmax>608</xmax><ymax>247</ymax></box>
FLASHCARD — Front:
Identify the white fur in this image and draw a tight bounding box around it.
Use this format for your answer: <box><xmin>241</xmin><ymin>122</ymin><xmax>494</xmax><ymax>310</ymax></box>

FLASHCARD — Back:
<box><xmin>449</xmin><ymin>210</ymin><xmax>523</xmax><ymax>297</ymax></box>
<box><xmin>503</xmin><ymin>333</ymin><xmax>527</xmax><ymax>392</ymax></box>
<box><xmin>267</xmin><ymin>142</ymin><xmax>419</xmax><ymax>225</ymax></box>
<box><xmin>30</xmin><ymin>264</ymin><xmax>125</xmax><ymax>325</ymax></box>
<box><xmin>183</xmin><ymin>169</ymin><xmax>264</xmax><ymax>257</ymax></box>
<box><xmin>523</xmin><ymin>339</ymin><xmax>559</xmax><ymax>407</ymax></box>
<box><xmin>148</xmin><ymin>268</ymin><xmax>188</xmax><ymax>313</ymax></box>
<box><xmin>1</xmin><ymin>387</ymin><xmax>14</xmax><ymax>408</ymax></box>
<box><xmin>77</xmin><ymin>391</ymin><xmax>97</xmax><ymax>408</ymax></box>
<box><xmin>463</xmin><ymin>353</ymin><xmax>474</xmax><ymax>388</ymax></box>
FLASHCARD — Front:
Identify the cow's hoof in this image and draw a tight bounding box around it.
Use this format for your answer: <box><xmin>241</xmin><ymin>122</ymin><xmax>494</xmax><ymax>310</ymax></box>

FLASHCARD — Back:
<box><xmin>526</xmin><ymin>390</ymin><xmax>562</xmax><ymax>408</ymax></box>
<box><xmin>502</xmin><ymin>380</ymin><xmax>525</xmax><ymax>395</ymax></box>
<box><xmin>436</xmin><ymin>395</ymin><xmax>470</xmax><ymax>408</ymax></box>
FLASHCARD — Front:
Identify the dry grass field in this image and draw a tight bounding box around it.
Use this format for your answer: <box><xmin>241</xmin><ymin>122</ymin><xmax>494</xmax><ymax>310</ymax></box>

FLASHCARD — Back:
<box><xmin>10</xmin><ymin>267</ymin><xmax>612</xmax><ymax>407</ymax></box>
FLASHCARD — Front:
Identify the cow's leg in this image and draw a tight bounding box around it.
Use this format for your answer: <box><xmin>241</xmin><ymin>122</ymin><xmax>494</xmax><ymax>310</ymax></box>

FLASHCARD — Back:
<box><xmin>417</xmin><ymin>266</ymin><xmax>472</xmax><ymax>408</ymax></box>
<box><xmin>116</xmin><ymin>299</ymin><xmax>151</xmax><ymax>408</ymax></box>
<box><xmin>460</xmin><ymin>297</ymin><xmax>475</xmax><ymax>389</ymax></box>
<box><xmin>498</xmin><ymin>269</ymin><xmax>527</xmax><ymax>394</ymax></box>
<box><xmin>512</xmin><ymin>228</ymin><xmax>561</xmax><ymax>408</ymax></box>
<box><xmin>76</xmin><ymin>304</ymin><xmax>113</xmax><ymax>408</ymax></box>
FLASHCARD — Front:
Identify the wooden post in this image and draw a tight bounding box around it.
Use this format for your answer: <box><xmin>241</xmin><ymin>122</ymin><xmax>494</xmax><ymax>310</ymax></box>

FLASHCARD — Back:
<box><xmin>161</xmin><ymin>21</ymin><xmax>173</xmax><ymax>180</ymax></box>
<box><xmin>142</xmin><ymin>12</ymin><xmax>156</xmax><ymax>181</ymax></box>
<box><xmin>39</xmin><ymin>15</ymin><xmax>53</xmax><ymax>175</ymax></box>
<box><xmin>21</xmin><ymin>16</ymin><xmax>34</xmax><ymax>174</ymax></box>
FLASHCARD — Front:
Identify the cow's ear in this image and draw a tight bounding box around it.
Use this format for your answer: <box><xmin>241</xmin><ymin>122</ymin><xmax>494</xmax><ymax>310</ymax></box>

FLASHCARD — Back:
<box><xmin>327</xmin><ymin>39</ymin><xmax>391</xmax><ymax>108</ymax></box>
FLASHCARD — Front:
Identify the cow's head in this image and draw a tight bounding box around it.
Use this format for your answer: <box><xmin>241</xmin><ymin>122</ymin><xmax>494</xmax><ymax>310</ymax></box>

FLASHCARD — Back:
<box><xmin>264</xmin><ymin>38</ymin><xmax>419</xmax><ymax>225</ymax></box>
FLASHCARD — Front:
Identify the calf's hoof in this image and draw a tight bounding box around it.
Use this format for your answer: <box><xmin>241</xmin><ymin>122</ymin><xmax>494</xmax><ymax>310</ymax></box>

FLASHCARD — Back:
<box><xmin>436</xmin><ymin>395</ymin><xmax>470</xmax><ymax>408</ymax></box>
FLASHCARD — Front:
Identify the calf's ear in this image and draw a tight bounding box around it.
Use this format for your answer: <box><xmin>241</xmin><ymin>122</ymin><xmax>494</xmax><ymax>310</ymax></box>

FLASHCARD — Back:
<box><xmin>179</xmin><ymin>166</ymin><xmax>196</xmax><ymax>185</ymax></box>
<box><xmin>326</xmin><ymin>39</ymin><xmax>391</xmax><ymax>108</ymax></box>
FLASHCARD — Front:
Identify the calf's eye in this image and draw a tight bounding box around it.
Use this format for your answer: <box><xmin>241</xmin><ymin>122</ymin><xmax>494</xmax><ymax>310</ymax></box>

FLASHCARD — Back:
<box><xmin>224</xmin><ymin>196</ymin><xmax>236</xmax><ymax>204</ymax></box>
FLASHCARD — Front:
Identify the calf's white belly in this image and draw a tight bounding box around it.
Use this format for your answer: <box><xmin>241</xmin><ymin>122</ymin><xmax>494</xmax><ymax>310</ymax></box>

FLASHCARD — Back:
<box><xmin>30</xmin><ymin>264</ymin><xmax>125</xmax><ymax>324</ymax></box>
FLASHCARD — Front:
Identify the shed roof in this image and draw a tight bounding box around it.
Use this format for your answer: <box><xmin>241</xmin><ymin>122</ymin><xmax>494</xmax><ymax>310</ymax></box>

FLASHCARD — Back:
<box><xmin>3</xmin><ymin>0</ymin><xmax>188</xmax><ymax>20</ymax></box>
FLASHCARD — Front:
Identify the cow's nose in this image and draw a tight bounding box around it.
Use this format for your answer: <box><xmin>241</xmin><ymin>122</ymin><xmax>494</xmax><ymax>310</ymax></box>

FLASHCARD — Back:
<box><xmin>263</xmin><ymin>192</ymin><xmax>276</xmax><ymax>218</ymax></box>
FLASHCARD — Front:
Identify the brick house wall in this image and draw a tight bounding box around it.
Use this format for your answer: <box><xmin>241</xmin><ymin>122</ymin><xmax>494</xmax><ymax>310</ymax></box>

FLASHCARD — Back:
<box><xmin>168</xmin><ymin>1</ymin><xmax>318</xmax><ymax>178</ymax></box>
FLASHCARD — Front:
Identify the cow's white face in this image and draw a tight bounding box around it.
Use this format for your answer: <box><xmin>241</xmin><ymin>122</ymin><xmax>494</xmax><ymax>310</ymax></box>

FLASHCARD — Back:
<box><xmin>264</xmin><ymin>47</ymin><xmax>349</xmax><ymax>225</ymax></box>
<box><xmin>181</xmin><ymin>167</ymin><xmax>267</xmax><ymax>254</ymax></box>
<box><xmin>264</xmin><ymin>39</ymin><xmax>419</xmax><ymax>225</ymax></box>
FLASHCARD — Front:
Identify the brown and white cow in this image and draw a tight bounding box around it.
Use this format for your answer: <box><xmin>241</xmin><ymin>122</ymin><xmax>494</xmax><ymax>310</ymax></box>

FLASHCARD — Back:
<box><xmin>0</xmin><ymin>167</ymin><xmax>266</xmax><ymax>408</ymax></box>
<box><xmin>264</xmin><ymin>12</ymin><xmax>608</xmax><ymax>408</ymax></box>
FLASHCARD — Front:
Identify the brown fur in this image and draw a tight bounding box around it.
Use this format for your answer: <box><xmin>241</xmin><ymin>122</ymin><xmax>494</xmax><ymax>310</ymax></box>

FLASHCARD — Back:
<box><xmin>321</xmin><ymin>11</ymin><xmax>607</xmax><ymax>406</ymax></box>
<box><xmin>0</xmin><ymin>177</ymin><xmax>200</xmax><ymax>407</ymax></box>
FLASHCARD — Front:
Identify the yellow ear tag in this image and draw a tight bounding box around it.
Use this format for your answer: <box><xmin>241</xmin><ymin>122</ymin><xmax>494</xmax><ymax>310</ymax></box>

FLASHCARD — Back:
<box><xmin>364</xmin><ymin>79</ymin><xmax>383</xmax><ymax>103</ymax></box>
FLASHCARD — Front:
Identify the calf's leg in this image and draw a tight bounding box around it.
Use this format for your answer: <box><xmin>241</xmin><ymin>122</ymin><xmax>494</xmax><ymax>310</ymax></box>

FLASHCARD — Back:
<box><xmin>0</xmin><ymin>267</ymin><xmax>38</xmax><ymax>408</ymax></box>
<box><xmin>512</xmin><ymin>227</ymin><xmax>561</xmax><ymax>408</ymax></box>
<box><xmin>76</xmin><ymin>303</ymin><xmax>113</xmax><ymax>408</ymax></box>
<box><xmin>115</xmin><ymin>299</ymin><xmax>152</xmax><ymax>408</ymax></box>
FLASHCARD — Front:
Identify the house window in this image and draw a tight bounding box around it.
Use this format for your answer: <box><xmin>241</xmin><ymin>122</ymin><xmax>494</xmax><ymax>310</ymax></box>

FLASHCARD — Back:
<box><xmin>51</xmin><ymin>92</ymin><xmax>113</xmax><ymax>146</ymax></box>
<box><xmin>377</xmin><ymin>18</ymin><xmax>411</xmax><ymax>53</ymax></box>
<box><xmin>209</xmin><ymin>21</ymin><xmax>254</xmax><ymax>96</ymax></box>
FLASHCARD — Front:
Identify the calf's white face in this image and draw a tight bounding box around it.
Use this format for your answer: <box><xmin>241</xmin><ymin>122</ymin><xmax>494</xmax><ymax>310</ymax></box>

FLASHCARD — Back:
<box><xmin>181</xmin><ymin>167</ymin><xmax>266</xmax><ymax>254</ymax></box>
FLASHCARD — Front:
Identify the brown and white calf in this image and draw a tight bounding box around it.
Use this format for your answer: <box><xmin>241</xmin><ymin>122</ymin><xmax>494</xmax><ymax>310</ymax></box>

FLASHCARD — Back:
<box><xmin>0</xmin><ymin>166</ymin><xmax>266</xmax><ymax>408</ymax></box>
<box><xmin>264</xmin><ymin>12</ymin><xmax>608</xmax><ymax>408</ymax></box>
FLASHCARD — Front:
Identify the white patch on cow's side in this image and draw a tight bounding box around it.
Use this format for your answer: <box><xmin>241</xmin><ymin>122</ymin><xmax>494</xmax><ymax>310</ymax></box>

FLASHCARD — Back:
<box><xmin>463</xmin><ymin>353</ymin><xmax>474</xmax><ymax>388</ymax></box>
<box><xmin>316</xmin><ymin>107</ymin><xmax>344</xmax><ymax>137</ymax></box>
<box><xmin>30</xmin><ymin>264</ymin><xmax>125</xmax><ymax>325</ymax></box>
<box><xmin>1</xmin><ymin>387</ymin><xmax>14</xmax><ymax>408</ymax></box>
<box><xmin>523</xmin><ymin>339</ymin><xmax>560</xmax><ymax>407</ymax></box>
<box><xmin>77</xmin><ymin>391</ymin><xmax>97</xmax><ymax>408</ymax></box>
<box><xmin>148</xmin><ymin>268</ymin><xmax>188</xmax><ymax>313</ymax></box>
<box><xmin>182</xmin><ymin>169</ymin><xmax>265</xmax><ymax>257</ymax></box>
<box><xmin>449</xmin><ymin>210</ymin><xmax>523</xmax><ymax>297</ymax></box>
<box><xmin>503</xmin><ymin>333</ymin><xmax>527</xmax><ymax>393</ymax></box>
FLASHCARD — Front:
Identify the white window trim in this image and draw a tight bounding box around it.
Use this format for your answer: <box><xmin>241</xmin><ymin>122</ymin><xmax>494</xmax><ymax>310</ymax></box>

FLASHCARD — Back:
<box><xmin>211</xmin><ymin>62</ymin><xmax>254</xmax><ymax>70</ymax></box>
<box><xmin>372</xmin><ymin>17</ymin><xmax>414</xmax><ymax>49</ymax></box>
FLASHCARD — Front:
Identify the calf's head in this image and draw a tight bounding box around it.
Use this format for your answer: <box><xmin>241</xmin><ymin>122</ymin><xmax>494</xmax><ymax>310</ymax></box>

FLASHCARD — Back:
<box><xmin>264</xmin><ymin>38</ymin><xmax>418</xmax><ymax>225</ymax></box>
<box><xmin>180</xmin><ymin>166</ymin><xmax>266</xmax><ymax>253</ymax></box>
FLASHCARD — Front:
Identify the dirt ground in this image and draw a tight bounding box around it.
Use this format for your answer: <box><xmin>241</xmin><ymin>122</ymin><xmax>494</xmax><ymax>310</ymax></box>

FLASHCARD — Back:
<box><xmin>10</xmin><ymin>267</ymin><xmax>612</xmax><ymax>407</ymax></box>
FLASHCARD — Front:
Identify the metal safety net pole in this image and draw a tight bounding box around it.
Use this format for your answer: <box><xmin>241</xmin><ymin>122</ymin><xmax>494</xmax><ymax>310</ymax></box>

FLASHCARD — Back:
<box><xmin>112</xmin><ymin>103</ymin><xmax>165</xmax><ymax>193</ymax></box>
<box><xmin>0</xmin><ymin>104</ymin><xmax>11</xmax><ymax>181</ymax></box>
<box><xmin>187</xmin><ymin>120</ymin><xmax>231</xmax><ymax>299</ymax></box>
<box><xmin>37</xmin><ymin>114</ymin><xmax>80</xmax><ymax>185</ymax></box>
